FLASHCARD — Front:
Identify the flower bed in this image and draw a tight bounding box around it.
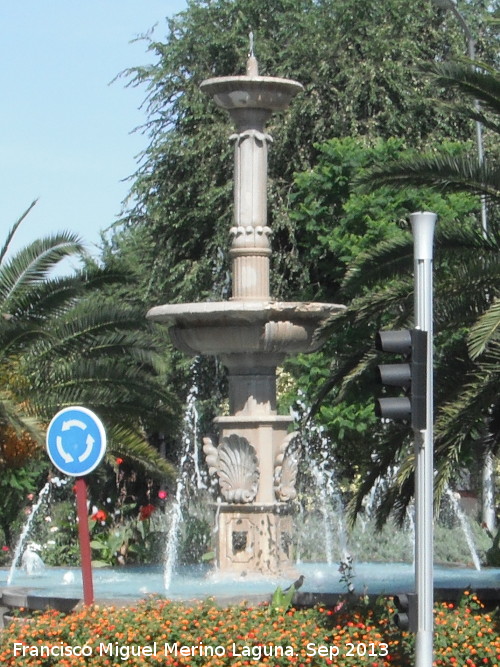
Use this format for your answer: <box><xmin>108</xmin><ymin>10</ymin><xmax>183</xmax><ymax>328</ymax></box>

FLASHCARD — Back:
<box><xmin>0</xmin><ymin>593</ymin><xmax>498</xmax><ymax>665</ymax></box>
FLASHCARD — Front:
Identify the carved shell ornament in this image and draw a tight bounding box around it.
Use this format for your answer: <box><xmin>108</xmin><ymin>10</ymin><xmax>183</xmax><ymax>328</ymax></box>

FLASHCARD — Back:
<box><xmin>202</xmin><ymin>434</ymin><xmax>259</xmax><ymax>503</ymax></box>
<box><xmin>274</xmin><ymin>432</ymin><xmax>300</xmax><ymax>502</ymax></box>
<box><xmin>203</xmin><ymin>436</ymin><xmax>219</xmax><ymax>478</ymax></box>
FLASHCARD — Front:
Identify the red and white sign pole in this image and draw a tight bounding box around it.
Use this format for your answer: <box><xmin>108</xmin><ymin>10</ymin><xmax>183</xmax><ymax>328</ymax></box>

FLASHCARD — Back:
<box><xmin>74</xmin><ymin>478</ymin><xmax>95</xmax><ymax>605</ymax></box>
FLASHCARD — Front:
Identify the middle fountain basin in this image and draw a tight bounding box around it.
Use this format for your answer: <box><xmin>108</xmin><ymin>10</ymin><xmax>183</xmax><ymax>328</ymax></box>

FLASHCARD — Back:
<box><xmin>146</xmin><ymin>300</ymin><xmax>343</xmax><ymax>357</ymax></box>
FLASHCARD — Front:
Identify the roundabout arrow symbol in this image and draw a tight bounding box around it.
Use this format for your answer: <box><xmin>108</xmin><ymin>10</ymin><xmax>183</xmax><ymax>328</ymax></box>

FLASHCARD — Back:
<box><xmin>62</xmin><ymin>419</ymin><xmax>87</xmax><ymax>431</ymax></box>
<box><xmin>78</xmin><ymin>434</ymin><xmax>95</xmax><ymax>462</ymax></box>
<box><xmin>56</xmin><ymin>435</ymin><xmax>74</xmax><ymax>463</ymax></box>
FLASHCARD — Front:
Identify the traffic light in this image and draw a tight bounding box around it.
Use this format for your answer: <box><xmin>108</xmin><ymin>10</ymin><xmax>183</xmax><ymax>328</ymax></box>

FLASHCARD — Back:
<box><xmin>393</xmin><ymin>592</ymin><xmax>418</xmax><ymax>632</ymax></box>
<box><xmin>375</xmin><ymin>328</ymin><xmax>428</xmax><ymax>430</ymax></box>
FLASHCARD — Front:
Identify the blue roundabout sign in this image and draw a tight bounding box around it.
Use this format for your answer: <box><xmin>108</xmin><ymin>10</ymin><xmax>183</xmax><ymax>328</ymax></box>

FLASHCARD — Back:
<box><xmin>46</xmin><ymin>406</ymin><xmax>107</xmax><ymax>476</ymax></box>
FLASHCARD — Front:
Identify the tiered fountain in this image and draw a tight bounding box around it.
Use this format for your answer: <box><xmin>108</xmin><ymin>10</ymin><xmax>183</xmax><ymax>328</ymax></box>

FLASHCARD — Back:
<box><xmin>147</xmin><ymin>45</ymin><xmax>344</xmax><ymax>577</ymax></box>
<box><xmin>3</xmin><ymin>46</ymin><xmax>500</xmax><ymax>615</ymax></box>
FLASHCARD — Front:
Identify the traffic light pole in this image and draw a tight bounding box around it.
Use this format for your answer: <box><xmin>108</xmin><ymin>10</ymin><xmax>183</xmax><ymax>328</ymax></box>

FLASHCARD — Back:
<box><xmin>410</xmin><ymin>211</ymin><xmax>436</xmax><ymax>667</ymax></box>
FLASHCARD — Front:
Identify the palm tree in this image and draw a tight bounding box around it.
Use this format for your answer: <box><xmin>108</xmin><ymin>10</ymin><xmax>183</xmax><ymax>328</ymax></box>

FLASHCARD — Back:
<box><xmin>317</xmin><ymin>62</ymin><xmax>500</xmax><ymax>525</ymax></box>
<box><xmin>317</xmin><ymin>217</ymin><xmax>500</xmax><ymax>522</ymax></box>
<box><xmin>1</xmin><ymin>202</ymin><xmax>177</xmax><ymax>478</ymax></box>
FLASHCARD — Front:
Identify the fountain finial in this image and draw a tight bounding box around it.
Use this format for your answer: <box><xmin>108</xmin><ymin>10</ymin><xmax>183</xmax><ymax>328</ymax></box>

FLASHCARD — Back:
<box><xmin>246</xmin><ymin>31</ymin><xmax>259</xmax><ymax>77</ymax></box>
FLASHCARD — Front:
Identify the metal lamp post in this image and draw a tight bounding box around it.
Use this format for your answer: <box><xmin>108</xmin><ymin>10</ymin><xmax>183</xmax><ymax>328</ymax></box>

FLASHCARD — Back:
<box><xmin>410</xmin><ymin>211</ymin><xmax>437</xmax><ymax>667</ymax></box>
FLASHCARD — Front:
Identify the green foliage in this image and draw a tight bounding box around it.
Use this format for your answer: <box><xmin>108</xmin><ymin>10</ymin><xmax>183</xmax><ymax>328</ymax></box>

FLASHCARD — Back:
<box><xmin>313</xmin><ymin>214</ymin><xmax>500</xmax><ymax>520</ymax></box>
<box><xmin>292</xmin><ymin>139</ymin><xmax>410</xmax><ymax>292</ymax></box>
<box><xmin>177</xmin><ymin>515</ymin><xmax>211</xmax><ymax>565</ymax></box>
<box><xmin>90</xmin><ymin>524</ymin><xmax>133</xmax><ymax>568</ymax></box>
<box><xmin>10</xmin><ymin>470</ymin><xmax>170</xmax><ymax>568</ymax></box>
<box><xmin>83</xmin><ymin>463</ymin><xmax>170</xmax><ymax>566</ymax></box>
<box><xmin>38</xmin><ymin>499</ymin><xmax>80</xmax><ymax>567</ymax></box>
<box><xmin>291</xmin><ymin>137</ymin><xmax>481</xmax><ymax>300</ymax></box>
<box><xmin>89</xmin><ymin>508</ymin><xmax>166</xmax><ymax>567</ymax></box>
<box><xmin>0</xmin><ymin>460</ymin><xmax>47</xmax><ymax>545</ymax></box>
<box><xmin>109</xmin><ymin>0</ymin><xmax>476</xmax><ymax>306</ymax></box>
<box><xmin>286</xmin><ymin>66</ymin><xmax>500</xmax><ymax>519</ymax></box>
<box><xmin>283</xmin><ymin>138</ymin><xmax>478</xmax><ymax>509</ymax></box>
<box><xmin>333</xmin><ymin>60</ymin><xmax>500</xmax><ymax>519</ymax></box>
<box><xmin>270</xmin><ymin>583</ymin><xmax>296</xmax><ymax>612</ymax></box>
<box><xmin>0</xmin><ymin>204</ymin><xmax>178</xmax><ymax>482</ymax></box>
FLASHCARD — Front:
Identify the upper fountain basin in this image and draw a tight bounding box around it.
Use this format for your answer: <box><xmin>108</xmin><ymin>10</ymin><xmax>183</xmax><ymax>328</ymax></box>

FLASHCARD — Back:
<box><xmin>147</xmin><ymin>300</ymin><xmax>344</xmax><ymax>357</ymax></box>
<box><xmin>200</xmin><ymin>76</ymin><xmax>304</xmax><ymax>113</ymax></box>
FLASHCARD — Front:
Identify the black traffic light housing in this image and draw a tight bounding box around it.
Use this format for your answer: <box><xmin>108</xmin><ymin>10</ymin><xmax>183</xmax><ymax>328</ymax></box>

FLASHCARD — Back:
<box><xmin>375</xmin><ymin>328</ymin><xmax>428</xmax><ymax>430</ymax></box>
<box><xmin>393</xmin><ymin>592</ymin><xmax>418</xmax><ymax>632</ymax></box>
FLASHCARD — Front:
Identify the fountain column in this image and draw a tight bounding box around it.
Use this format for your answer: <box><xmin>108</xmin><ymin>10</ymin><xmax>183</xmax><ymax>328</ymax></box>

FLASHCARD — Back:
<box><xmin>198</xmin><ymin>55</ymin><xmax>302</xmax><ymax>575</ymax></box>
<box><xmin>147</xmin><ymin>50</ymin><xmax>344</xmax><ymax>577</ymax></box>
<box><xmin>229</xmin><ymin>56</ymin><xmax>272</xmax><ymax>301</ymax></box>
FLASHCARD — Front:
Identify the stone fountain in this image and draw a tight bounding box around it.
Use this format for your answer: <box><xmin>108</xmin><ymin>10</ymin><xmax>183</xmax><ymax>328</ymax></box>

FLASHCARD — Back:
<box><xmin>147</xmin><ymin>45</ymin><xmax>344</xmax><ymax>577</ymax></box>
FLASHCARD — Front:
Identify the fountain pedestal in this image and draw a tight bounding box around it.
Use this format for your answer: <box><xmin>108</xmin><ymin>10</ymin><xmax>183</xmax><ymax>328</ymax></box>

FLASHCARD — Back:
<box><xmin>148</xmin><ymin>53</ymin><xmax>344</xmax><ymax>576</ymax></box>
<box><xmin>216</xmin><ymin>502</ymin><xmax>293</xmax><ymax>576</ymax></box>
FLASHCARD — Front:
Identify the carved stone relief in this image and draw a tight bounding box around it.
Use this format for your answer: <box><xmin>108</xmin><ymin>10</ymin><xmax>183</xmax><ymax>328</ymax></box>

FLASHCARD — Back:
<box><xmin>274</xmin><ymin>431</ymin><xmax>300</xmax><ymax>501</ymax></box>
<box><xmin>203</xmin><ymin>434</ymin><xmax>259</xmax><ymax>503</ymax></box>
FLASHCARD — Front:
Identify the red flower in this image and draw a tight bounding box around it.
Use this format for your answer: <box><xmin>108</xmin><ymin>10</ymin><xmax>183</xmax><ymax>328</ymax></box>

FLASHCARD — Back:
<box><xmin>139</xmin><ymin>504</ymin><xmax>155</xmax><ymax>520</ymax></box>
<box><xmin>115</xmin><ymin>457</ymin><xmax>123</xmax><ymax>465</ymax></box>
<box><xmin>91</xmin><ymin>509</ymin><xmax>108</xmax><ymax>522</ymax></box>
<box><xmin>158</xmin><ymin>490</ymin><xmax>168</xmax><ymax>500</ymax></box>
<box><xmin>2</xmin><ymin>546</ymin><xmax>9</xmax><ymax>552</ymax></box>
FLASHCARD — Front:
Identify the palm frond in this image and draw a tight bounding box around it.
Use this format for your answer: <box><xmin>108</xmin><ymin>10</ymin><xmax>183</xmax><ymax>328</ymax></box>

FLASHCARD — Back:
<box><xmin>468</xmin><ymin>298</ymin><xmax>500</xmax><ymax>358</ymax></box>
<box><xmin>356</xmin><ymin>65</ymin><xmax>500</xmax><ymax>203</ymax></box>
<box><xmin>0</xmin><ymin>233</ymin><xmax>85</xmax><ymax>312</ymax></box>
<box><xmin>341</xmin><ymin>232</ymin><xmax>413</xmax><ymax>296</ymax></box>
<box><xmin>359</xmin><ymin>153</ymin><xmax>500</xmax><ymax>202</ymax></box>
<box><xmin>0</xmin><ymin>392</ymin><xmax>45</xmax><ymax>446</ymax></box>
<box><xmin>437</xmin><ymin>279</ymin><xmax>499</xmax><ymax>331</ymax></box>
<box><xmin>433</xmin><ymin>100</ymin><xmax>500</xmax><ymax>135</ymax></box>
<box><xmin>347</xmin><ymin>432</ymin><xmax>413</xmax><ymax>527</ymax></box>
<box><xmin>325</xmin><ymin>278</ymin><xmax>414</xmax><ymax>335</ymax></box>
<box><xmin>309</xmin><ymin>346</ymin><xmax>376</xmax><ymax>415</ymax></box>
<box><xmin>106</xmin><ymin>424</ymin><xmax>175</xmax><ymax>479</ymax></box>
<box><xmin>4</xmin><ymin>275</ymin><xmax>84</xmax><ymax>323</ymax></box>
<box><xmin>481</xmin><ymin>339</ymin><xmax>500</xmax><ymax>366</ymax></box>
<box><xmin>0</xmin><ymin>317</ymin><xmax>45</xmax><ymax>359</ymax></box>
<box><xmin>422</xmin><ymin>61</ymin><xmax>500</xmax><ymax>119</ymax></box>
<box><xmin>316</xmin><ymin>60</ymin><xmax>500</xmax><ymax>523</ymax></box>
<box><xmin>435</xmin><ymin>368</ymin><xmax>498</xmax><ymax>463</ymax></box>
<box><xmin>0</xmin><ymin>226</ymin><xmax>179</xmax><ymax>476</ymax></box>
<box><xmin>25</xmin><ymin>301</ymin><xmax>153</xmax><ymax>358</ymax></box>
<box><xmin>0</xmin><ymin>200</ymin><xmax>38</xmax><ymax>266</ymax></box>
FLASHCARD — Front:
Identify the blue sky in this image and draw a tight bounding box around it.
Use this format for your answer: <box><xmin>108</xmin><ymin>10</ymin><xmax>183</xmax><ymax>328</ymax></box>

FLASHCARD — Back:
<box><xmin>1</xmin><ymin>1</ymin><xmax>186</xmax><ymax>267</ymax></box>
